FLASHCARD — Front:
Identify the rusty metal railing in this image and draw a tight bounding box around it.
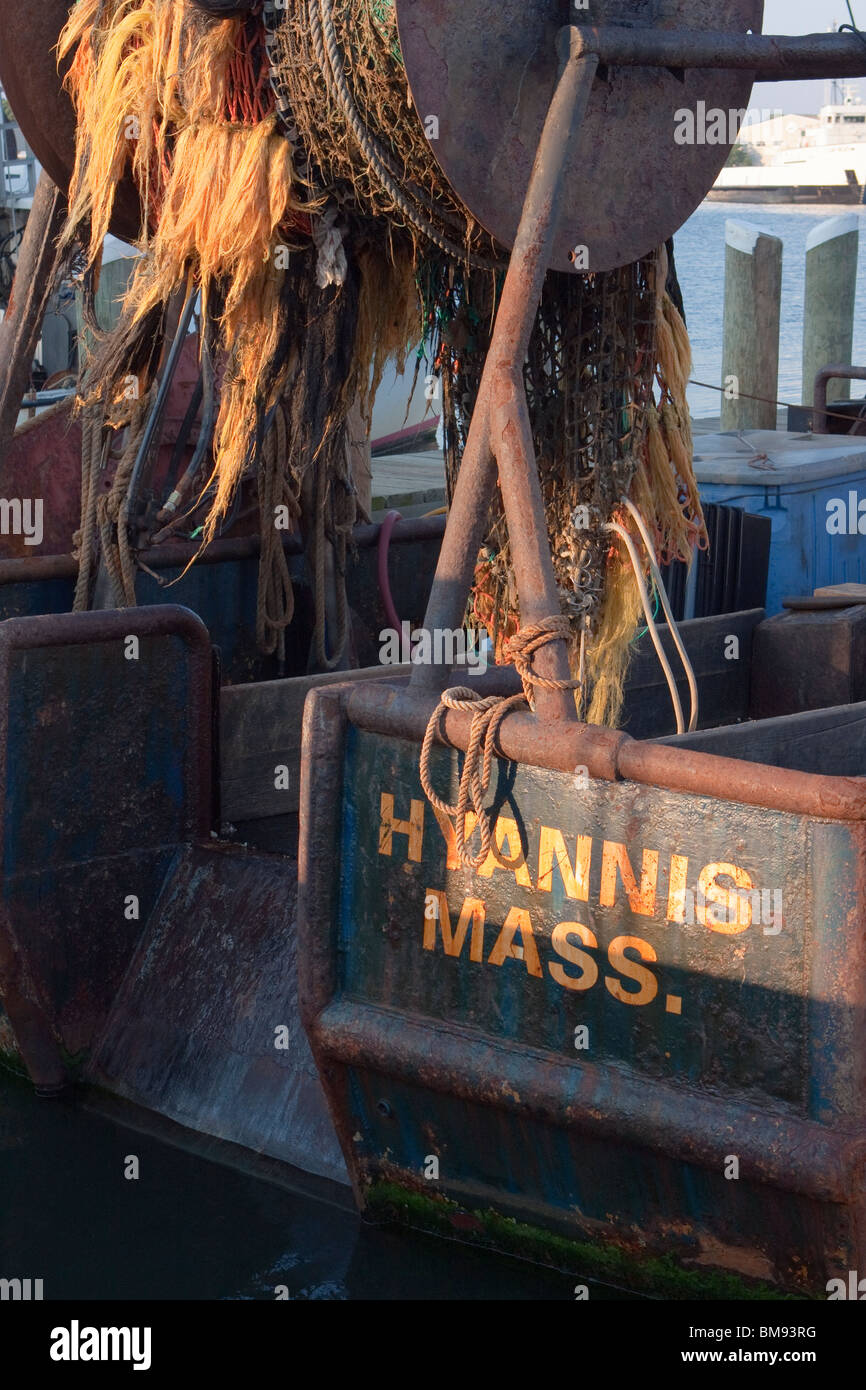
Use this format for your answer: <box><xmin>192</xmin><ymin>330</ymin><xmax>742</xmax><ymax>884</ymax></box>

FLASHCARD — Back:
<box><xmin>813</xmin><ymin>364</ymin><xmax>866</xmax><ymax>435</ymax></box>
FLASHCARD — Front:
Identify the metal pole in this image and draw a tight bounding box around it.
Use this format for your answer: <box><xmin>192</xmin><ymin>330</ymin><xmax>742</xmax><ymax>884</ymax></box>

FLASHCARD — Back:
<box><xmin>407</xmin><ymin>376</ymin><xmax>493</xmax><ymax>693</ymax></box>
<box><xmin>571</xmin><ymin>26</ymin><xmax>866</xmax><ymax>81</ymax></box>
<box><xmin>0</xmin><ymin>170</ymin><xmax>66</xmax><ymax>451</ymax></box>
<box><xmin>411</xmin><ymin>33</ymin><xmax>598</xmax><ymax>715</ymax></box>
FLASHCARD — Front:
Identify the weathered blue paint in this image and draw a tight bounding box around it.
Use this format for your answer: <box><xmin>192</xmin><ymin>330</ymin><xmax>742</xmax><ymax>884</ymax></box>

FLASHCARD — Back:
<box><xmin>2</xmin><ymin>636</ymin><xmax>194</xmax><ymax>873</ymax></box>
<box><xmin>299</xmin><ymin>694</ymin><xmax>866</xmax><ymax>1294</ymax></box>
<box><xmin>339</xmin><ymin>729</ymin><xmax>813</xmax><ymax>1106</ymax></box>
<box><xmin>0</xmin><ymin>608</ymin><xmax>213</xmax><ymax>1060</ymax></box>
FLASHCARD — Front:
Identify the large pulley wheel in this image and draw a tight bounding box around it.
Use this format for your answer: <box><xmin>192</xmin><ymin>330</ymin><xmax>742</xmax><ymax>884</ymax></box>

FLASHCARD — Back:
<box><xmin>395</xmin><ymin>0</ymin><xmax>764</xmax><ymax>272</ymax></box>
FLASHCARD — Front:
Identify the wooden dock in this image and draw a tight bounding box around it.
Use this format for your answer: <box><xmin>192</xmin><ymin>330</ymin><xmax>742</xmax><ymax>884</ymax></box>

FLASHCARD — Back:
<box><xmin>371</xmin><ymin>417</ymin><xmax>790</xmax><ymax>513</ymax></box>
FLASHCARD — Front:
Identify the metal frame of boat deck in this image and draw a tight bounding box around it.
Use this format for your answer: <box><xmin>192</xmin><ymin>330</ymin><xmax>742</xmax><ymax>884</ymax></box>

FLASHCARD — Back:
<box><xmin>296</xmin><ymin>20</ymin><xmax>866</xmax><ymax>1286</ymax></box>
<box><xmin>0</xmin><ymin>606</ymin><xmax>214</xmax><ymax>1089</ymax></box>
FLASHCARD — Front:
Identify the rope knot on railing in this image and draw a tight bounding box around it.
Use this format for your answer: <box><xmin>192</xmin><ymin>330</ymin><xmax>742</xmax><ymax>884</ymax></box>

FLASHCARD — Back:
<box><xmin>419</xmin><ymin>617</ymin><xmax>580</xmax><ymax>871</ymax></box>
<box><xmin>504</xmin><ymin>614</ymin><xmax>577</xmax><ymax>701</ymax></box>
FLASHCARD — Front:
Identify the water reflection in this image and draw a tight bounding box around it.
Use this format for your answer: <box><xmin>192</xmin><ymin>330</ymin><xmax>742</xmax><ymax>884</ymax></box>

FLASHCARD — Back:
<box><xmin>0</xmin><ymin>1077</ymin><xmax>626</xmax><ymax>1301</ymax></box>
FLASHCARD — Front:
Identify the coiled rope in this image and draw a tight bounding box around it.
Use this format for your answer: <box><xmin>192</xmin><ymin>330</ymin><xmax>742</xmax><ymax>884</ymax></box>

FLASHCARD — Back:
<box><xmin>312</xmin><ymin>0</ymin><xmax>501</xmax><ymax>271</ymax></box>
<box><xmin>420</xmin><ymin>616</ymin><xmax>580</xmax><ymax>870</ymax></box>
<box><xmin>256</xmin><ymin>401</ymin><xmax>297</xmax><ymax>662</ymax></box>
<box><xmin>74</xmin><ymin>389</ymin><xmax>156</xmax><ymax>610</ymax></box>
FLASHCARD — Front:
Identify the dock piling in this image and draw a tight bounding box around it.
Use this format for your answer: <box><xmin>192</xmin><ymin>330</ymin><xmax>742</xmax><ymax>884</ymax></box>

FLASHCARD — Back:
<box><xmin>802</xmin><ymin>212</ymin><xmax>860</xmax><ymax>408</ymax></box>
<box><xmin>721</xmin><ymin>220</ymin><xmax>783</xmax><ymax>431</ymax></box>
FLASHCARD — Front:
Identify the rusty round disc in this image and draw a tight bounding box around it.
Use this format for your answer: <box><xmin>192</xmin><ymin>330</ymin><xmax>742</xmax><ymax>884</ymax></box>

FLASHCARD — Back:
<box><xmin>0</xmin><ymin>0</ymin><xmax>142</xmax><ymax>241</ymax></box>
<box><xmin>394</xmin><ymin>0</ymin><xmax>764</xmax><ymax>272</ymax></box>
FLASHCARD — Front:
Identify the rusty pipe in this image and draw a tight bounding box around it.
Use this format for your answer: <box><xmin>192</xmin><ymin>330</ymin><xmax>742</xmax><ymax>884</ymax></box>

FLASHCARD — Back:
<box><xmin>346</xmin><ymin>681</ymin><xmax>866</xmax><ymax>822</ymax></box>
<box><xmin>483</xmin><ymin>41</ymin><xmax>601</xmax><ymax>721</ymax></box>
<box><xmin>813</xmin><ymin>364</ymin><xmax>866</xmax><ymax>435</ymax></box>
<box><xmin>492</xmin><ymin>388</ymin><xmax>575</xmax><ymax>719</ymax></box>
<box><xmin>0</xmin><ymin>515</ymin><xmax>448</xmax><ymax>587</ymax></box>
<box><xmin>406</xmin><ymin>390</ymin><xmax>494</xmax><ymax>695</ymax></box>
<box><xmin>571</xmin><ymin>26</ymin><xmax>866</xmax><ymax>81</ymax></box>
<box><xmin>410</xmin><ymin>38</ymin><xmax>599</xmax><ymax>708</ymax></box>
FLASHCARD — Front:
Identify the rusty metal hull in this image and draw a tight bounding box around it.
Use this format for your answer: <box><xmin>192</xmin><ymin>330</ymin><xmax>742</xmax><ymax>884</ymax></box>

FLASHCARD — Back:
<box><xmin>87</xmin><ymin>842</ymin><xmax>348</xmax><ymax>1186</ymax></box>
<box><xmin>395</xmin><ymin>0</ymin><xmax>763</xmax><ymax>273</ymax></box>
<box><xmin>0</xmin><ymin>605</ymin><xmax>347</xmax><ymax>1187</ymax></box>
<box><xmin>0</xmin><ymin>607</ymin><xmax>213</xmax><ymax>1085</ymax></box>
<box><xmin>297</xmin><ymin>684</ymin><xmax>866</xmax><ymax>1294</ymax></box>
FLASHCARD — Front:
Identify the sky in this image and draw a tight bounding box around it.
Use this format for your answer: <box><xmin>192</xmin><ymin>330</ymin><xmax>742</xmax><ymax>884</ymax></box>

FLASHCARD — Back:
<box><xmin>754</xmin><ymin>0</ymin><xmax>866</xmax><ymax>112</ymax></box>
<box><xmin>0</xmin><ymin>3</ymin><xmax>860</xmax><ymax>119</ymax></box>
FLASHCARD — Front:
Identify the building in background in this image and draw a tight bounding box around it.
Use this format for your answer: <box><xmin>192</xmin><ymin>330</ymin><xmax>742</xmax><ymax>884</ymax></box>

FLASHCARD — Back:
<box><xmin>713</xmin><ymin>85</ymin><xmax>866</xmax><ymax>201</ymax></box>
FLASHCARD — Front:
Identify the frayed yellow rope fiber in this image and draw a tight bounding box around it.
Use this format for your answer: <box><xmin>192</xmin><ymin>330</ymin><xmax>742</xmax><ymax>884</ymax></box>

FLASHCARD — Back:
<box><xmin>584</xmin><ymin>248</ymin><xmax>704</xmax><ymax>728</ymax></box>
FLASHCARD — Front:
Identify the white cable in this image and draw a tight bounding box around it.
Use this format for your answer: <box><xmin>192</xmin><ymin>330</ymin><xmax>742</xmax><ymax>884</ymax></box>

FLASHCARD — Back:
<box><xmin>578</xmin><ymin>627</ymin><xmax>586</xmax><ymax>722</ymax></box>
<box><xmin>606</xmin><ymin>520</ymin><xmax>686</xmax><ymax>736</ymax></box>
<box><xmin>620</xmin><ymin>497</ymin><xmax>700</xmax><ymax>733</ymax></box>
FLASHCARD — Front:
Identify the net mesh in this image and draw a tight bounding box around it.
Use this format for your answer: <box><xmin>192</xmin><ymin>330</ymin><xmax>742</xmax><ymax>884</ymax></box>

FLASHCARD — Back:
<box><xmin>276</xmin><ymin>0</ymin><xmax>501</xmax><ymax>266</ymax></box>
<box><xmin>58</xmin><ymin>0</ymin><xmax>704</xmax><ymax>723</ymax></box>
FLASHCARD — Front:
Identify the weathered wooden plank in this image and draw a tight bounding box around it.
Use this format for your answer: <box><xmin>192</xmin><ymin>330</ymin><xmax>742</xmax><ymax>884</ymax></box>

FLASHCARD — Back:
<box><xmin>621</xmin><ymin>609</ymin><xmax>763</xmax><ymax>739</ymax></box>
<box><xmin>220</xmin><ymin>665</ymin><xmax>411</xmax><ymax>822</ymax></box>
<box><xmin>659</xmin><ymin>701</ymin><xmax>866</xmax><ymax>776</ymax></box>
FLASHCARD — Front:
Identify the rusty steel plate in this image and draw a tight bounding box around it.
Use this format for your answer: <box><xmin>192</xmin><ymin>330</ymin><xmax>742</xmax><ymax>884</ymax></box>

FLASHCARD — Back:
<box><xmin>0</xmin><ymin>0</ymin><xmax>142</xmax><ymax>240</ymax></box>
<box><xmin>297</xmin><ymin>684</ymin><xmax>866</xmax><ymax>1293</ymax></box>
<box><xmin>395</xmin><ymin>0</ymin><xmax>764</xmax><ymax>272</ymax></box>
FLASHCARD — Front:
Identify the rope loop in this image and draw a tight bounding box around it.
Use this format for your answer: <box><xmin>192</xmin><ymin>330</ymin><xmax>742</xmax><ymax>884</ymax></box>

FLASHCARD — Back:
<box><xmin>504</xmin><ymin>614</ymin><xmax>579</xmax><ymax>701</ymax></box>
<box><xmin>257</xmin><ymin>400</ymin><xmax>296</xmax><ymax>662</ymax></box>
<box><xmin>419</xmin><ymin>617</ymin><xmax>579</xmax><ymax>871</ymax></box>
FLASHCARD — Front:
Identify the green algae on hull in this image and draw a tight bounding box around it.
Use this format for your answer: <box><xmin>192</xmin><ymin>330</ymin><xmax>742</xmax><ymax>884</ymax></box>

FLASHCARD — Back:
<box><xmin>365</xmin><ymin>1180</ymin><xmax>806</xmax><ymax>1301</ymax></box>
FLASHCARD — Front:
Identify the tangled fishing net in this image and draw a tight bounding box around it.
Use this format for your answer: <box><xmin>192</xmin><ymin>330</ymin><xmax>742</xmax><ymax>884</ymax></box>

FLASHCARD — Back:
<box><xmin>59</xmin><ymin>0</ymin><xmax>704</xmax><ymax>723</ymax></box>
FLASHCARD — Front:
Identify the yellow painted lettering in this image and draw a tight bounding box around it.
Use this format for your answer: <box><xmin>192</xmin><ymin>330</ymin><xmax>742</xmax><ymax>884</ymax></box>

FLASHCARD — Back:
<box><xmin>698</xmin><ymin>862</ymin><xmax>753</xmax><ymax>935</ymax></box>
<box><xmin>667</xmin><ymin>854</ymin><xmax>690</xmax><ymax>923</ymax></box>
<box><xmin>537</xmin><ymin>827</ymin><xmax>591</xmax><ymax>900</ymax></box>
<box><xmin>599</xmin><ymin>842</ymin><xmax>659</xmax><ymax>916</ymax></box>
<box><xmin>379</xmin><ymin>792</ymin><xmax>424</xmax><ymax>862</ymax></box>
<box><xmin>423</xmin><ymin>890</ymin><xmax>485</xmax><ymax>962</ymax></box>
<box><xmin>488</xmin><ymin>907</ymin><xmax>543</xmax><ymax>978</ymax></box>
<box><xmin>549</xmin><ymin>922</ymin><xmax>599</xmax><ymax>992</ymax></box>
<box><xmin>605</xmin><ymin>935</ymin><xmax>659</xmax><ymax>1006</ymax></box>
<box><xmin>477</xmin><ymin>817</ymin><xmax>532</xmax><ymax>886</ymax></box>
<box><xmin>431</xmin><ymin>805</ymin><xmax>479</xmax><ymax>871</ymax></box>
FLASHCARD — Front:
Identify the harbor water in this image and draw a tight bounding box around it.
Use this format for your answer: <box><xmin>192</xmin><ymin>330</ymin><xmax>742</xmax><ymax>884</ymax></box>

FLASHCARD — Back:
<box><xmin>0</xmin><ymin>1073</ymin><xmax>630</xmax><ymax>1300</ymax></box>
<box><xmin>678</xmin><ymin>201</ymin><xmax>866</xmax><ymax>419</ymax></box>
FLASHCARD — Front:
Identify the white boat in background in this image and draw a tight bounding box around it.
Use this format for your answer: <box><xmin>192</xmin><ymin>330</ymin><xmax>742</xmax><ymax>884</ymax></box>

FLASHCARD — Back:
<box><xmin>370</xmin><ymin>358</ymin><xmax>440</xmax><ymax>453</ymax></box>
<box><xmin>711</xmin><ymin>86</ymin><xmax>866</xmax><ymax>204</ymax></box>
